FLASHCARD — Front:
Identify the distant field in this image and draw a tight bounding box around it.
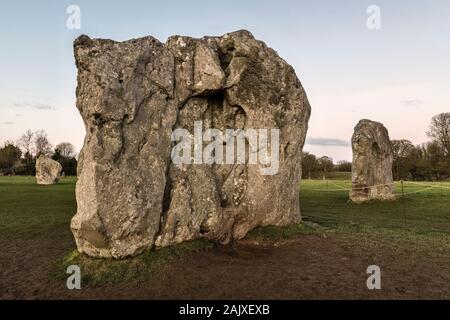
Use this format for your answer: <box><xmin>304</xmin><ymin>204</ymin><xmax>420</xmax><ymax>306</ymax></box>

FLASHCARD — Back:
<box><xmin>303</xmin><ymin>171</ymin><xmax>352</xmax><ymax>180</ymax></box>
<box><xmin>300</xmin><ymin>180</ymin><xmax>450</xmax><ymax>256</ymax></box>
<box><xmin>0</xmin><ymin>176</ymin><xmax>76</xmax><ymax>239</ymax></box>
<box><xmin>0</xmin><ymin>176</ymin><xmax>449</xmax><ymax>299</ymax></box>
<box><xmin>1</xmin><ymin>176</ymin><xmax>448</xmax><ymax>244</ymax></box>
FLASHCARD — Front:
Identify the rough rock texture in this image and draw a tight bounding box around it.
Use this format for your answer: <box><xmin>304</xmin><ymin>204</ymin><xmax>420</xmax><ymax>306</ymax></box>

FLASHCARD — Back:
<box><xmin>350</xmin><ymin>119</ymin><xmax>395</xmax><ymax>202</ymax></box>
<box><xmin>35</xmin><ymin>155</ymin><xmax>62</xmax><ymax>185</ymax></box>
<box><xmin>71</xmin><ymin>30</ymin><xmax>311</xmax><ymax>258</ymax></box>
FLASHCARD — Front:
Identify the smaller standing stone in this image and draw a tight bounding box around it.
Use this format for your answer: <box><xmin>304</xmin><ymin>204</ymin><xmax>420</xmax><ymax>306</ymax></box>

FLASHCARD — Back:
<box><xmin>36</xmin><ymin>155</ymin><xmax>62</xmax><ymax>185</ymax></box>
<box><xmin>350</xmin><ymin>119</ymin><xmax>395</xmax><ymax>202</ymax></box>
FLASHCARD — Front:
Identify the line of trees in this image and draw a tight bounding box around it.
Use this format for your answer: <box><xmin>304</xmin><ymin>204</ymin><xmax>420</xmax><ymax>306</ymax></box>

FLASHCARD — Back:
<box><xmin>301</xmin><ymin>153</ymin><xmax>352</xmax><ymax>179</ymax></box>
<box><xmin>1</xmin><ymin>113</ymin><xmax>448</xmax><ymax>180</ymax></box>
<box><xmin>0</xmin><ymin>130</ymin><xmax>77</xmax><ymax>176</ymax></box>
<box><xmin>302</xmin><ymin>113</ymin><xmax>450</xmax><ymax>181</ymax></box>
<box><xmin>392</xmin><ymin>113</ymin><xmax>450</xmax><ymax>180</ymax></box>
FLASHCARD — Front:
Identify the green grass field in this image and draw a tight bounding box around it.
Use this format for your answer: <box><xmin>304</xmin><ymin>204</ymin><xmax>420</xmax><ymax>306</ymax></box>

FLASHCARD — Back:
<box><xmin>300</xmin><ymin>179</ymin><xmax>450</xmax><ymax>256</ymax></box>
<box><xmin>0</xmin><ymin>176</ymin><xmax>77</xmax><ymax>239</ymax></box>
<box><xmin>1</xmin><ymin>176</ymin><xmax>449</xmax><ymax>251</ymax></box>
<box><xmin>0</xmin><ymin>176</ymin><xmax>449</xmax><ymax>286</ymax></box>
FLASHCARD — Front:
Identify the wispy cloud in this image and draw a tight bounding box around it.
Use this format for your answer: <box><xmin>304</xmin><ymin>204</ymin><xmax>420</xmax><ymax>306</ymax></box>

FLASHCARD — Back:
<box><xmin>13</xmin><ymin>101</ymin><xmax>57</xmax><ymax>110</ymax></box>
<box><xmin>403</xmin><ymin>99</ymin><xmax>424</xmax><ymax>107</ymax></box>
<box><xmin>33</xmin><ymin>103</ymin><xmax>57</xmax><ymax>110</ymax></box>
<box><xmin>15</xmin><ymin>113</ymin><xmax>24</xmax><ymax>117</ymax></box>
<box><xmin>306</xmin><ymin>137</ymin><xmax>350</xmax><ymax>147</ymax></box>
<box><xmin>13</xmin><ymin>102</ymin><xmax>30</xmax><ymax>108</ymax></box>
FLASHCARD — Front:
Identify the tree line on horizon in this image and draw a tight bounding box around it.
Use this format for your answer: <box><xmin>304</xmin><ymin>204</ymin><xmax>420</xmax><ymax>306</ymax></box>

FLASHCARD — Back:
<box><xmin>0</xmin><ymin>129</ymin><xmax>77</xmax><ymax>176</ymax></box>
<box><xmin>1</xmin><ymin>113</ymin><xmax>449</xmax><ymax>180</ymax></box>
<box><xmin>302</xmin><ymin>112</ymin><xmax>450</xmax><ymax>181</ymax></box>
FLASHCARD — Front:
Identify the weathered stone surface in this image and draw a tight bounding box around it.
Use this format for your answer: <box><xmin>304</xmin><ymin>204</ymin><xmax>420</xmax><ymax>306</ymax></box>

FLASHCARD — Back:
<box><xmin>71</xmin><ymin>30</ymin><xmax>311</xmax><ymax>258</ymax></box>
<box><xmin>36</xmin><ymin>155</ymin><xmax>62</xmax><ymax>185</ymax></box>
<box><xmin>350</xmin><ymin>119</ymin><xmax>395</xmax><ymax>202</ymax></box>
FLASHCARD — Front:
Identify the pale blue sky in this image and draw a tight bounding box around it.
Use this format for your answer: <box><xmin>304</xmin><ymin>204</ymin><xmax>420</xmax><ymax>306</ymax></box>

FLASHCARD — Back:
<box><xmin>1</xmin><ymin>0</ymin><xmax>449</xmax><ymax>161</ymax></box>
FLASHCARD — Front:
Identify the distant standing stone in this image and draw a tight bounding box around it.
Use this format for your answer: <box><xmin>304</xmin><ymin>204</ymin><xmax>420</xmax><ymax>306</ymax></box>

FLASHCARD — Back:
<box><xmin>36</xmin><ymin>155</ymin><xmax>62</xmax><ymax>185</ymax></box>
<box><xmin>350</xmin><ymin>119</ymin><xmax>395</xmax><ymax>202</ymax></box>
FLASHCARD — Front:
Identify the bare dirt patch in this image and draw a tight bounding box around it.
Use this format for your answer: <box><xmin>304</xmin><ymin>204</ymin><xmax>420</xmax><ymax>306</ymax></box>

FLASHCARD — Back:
<box><xmin>1</xmin><ymin>234</ymin><xmax>449</xmax><ymax>299</ymax></box>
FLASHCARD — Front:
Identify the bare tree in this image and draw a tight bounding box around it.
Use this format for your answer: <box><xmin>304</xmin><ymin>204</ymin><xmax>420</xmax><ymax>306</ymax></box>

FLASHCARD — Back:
<box><xmin>17</xmin><ymin>130</ymin><xmax>35</xmax><ymax>156</ymax></box>
<box><xmin>391</xmin><ymin>139</ymin><xmax>414</xmax><ymax>161</ymax></box>
<box><xmin>17</xmin><ymin>130</ymin><xmax>36</xmax><ymax>175</ymax></box>
<box><xmin>427</xmin><ymin>112</ymin><xmax>450</xmax><ymax>156</ymax></box>
<box><xmin>302</xmin><ymin>152</ymin><xmax>318</xmax><ymax>179</ymax></box>
<box><xmin>34</xmin><ymin>130</ymin><xmax>53</xmax><ymax>157</ymax></box>
<box><xmin>317</xmin><ymin>156</ymin><xmax>334</xmax><ymax>179</ymax></box>
<box><xmin>336</xmin><ymin>160</ymin><xmax>352</xmax><ymax>172</ymax></box>
<box><xmin>391</xmin><ymin>139</ymin><xmax>416</xmax><ymax>180</ymax></box>
<box><xmin>55</xmin><ymin>142</ymin><xmax>76</xmax><ymax>158</ymax></box>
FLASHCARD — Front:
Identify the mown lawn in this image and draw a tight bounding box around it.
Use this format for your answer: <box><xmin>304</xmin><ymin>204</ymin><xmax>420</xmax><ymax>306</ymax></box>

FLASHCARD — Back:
<box><xmin>0</xmin><ymin>176</ymin><xmax>77</xmax><ymax>239</ymax></box>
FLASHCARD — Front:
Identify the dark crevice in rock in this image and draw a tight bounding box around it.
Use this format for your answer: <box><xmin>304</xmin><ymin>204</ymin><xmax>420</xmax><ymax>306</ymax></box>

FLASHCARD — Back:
<box><xmin>233</xmin><ymin>105</ymin><xmax>247</xmax><ymax>129</ymax></box>
<box><xmin>92</xmin><ymin>113</ymin><xmax>107</xmax><ymax>128</ymax></box>
<box><xmin>161</xmin><ymin>175</ymin><xmax>172</xmax><ymax>214</ymax></box>
<box><xmin>284</xmin><ymin>142</ymin><xmax>290</xmax><ymax>158</ymax></box>
<box><xmin>218</xmin><ymin>42</ymin><xmax>235</xmax><ymax>75</ymax></box>
<box><xmin>199</xmin><ymin>224</ymin><xmax>209</xmax><ymax>235</ymax></box>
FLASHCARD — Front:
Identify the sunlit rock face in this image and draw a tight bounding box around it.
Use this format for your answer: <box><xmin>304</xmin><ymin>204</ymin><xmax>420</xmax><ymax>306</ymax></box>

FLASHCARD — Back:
<box><xmin>36</xmin><ymin>155</ymin><xmax>62</xmax><ymax>185</ymax></box>
<box><xmin>71</xmin><ymin>30</ymin><xmax>311</xmax><ymax>258</ymax></box>
<box><xmin>350</xmin><ymin>119</ymin><xmax>395</xmax><ymax>203</ymax></box>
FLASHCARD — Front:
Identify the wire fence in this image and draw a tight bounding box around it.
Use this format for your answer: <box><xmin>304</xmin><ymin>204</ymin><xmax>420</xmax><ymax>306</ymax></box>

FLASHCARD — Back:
<box><xmin>306</xmin><ymin>180</ymin><xmax>450</xmax><ymax>196</ymax></box>
<box><xmin>301</xmin><ymin>179</ymin><xmax>450</xmax><ymax>232</ymax></box>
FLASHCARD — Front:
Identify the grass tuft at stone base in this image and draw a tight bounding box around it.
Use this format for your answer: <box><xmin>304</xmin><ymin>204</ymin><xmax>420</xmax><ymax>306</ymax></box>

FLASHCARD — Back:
<box><xmin>54</xmin><ymin>224</ymin><xmax>322</xmax><ymax>286</ymax></box>
<box><xmin>54</xmin><ymin>238</ymin><xmax>215</xmax><ymax>286</ymax></box>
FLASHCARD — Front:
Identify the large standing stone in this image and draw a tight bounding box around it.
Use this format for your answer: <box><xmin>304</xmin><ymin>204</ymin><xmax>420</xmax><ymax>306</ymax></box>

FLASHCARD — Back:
<box><xmin>36</xmin><ymin>155</ymin><xmax>62</xmax><ymax>185</ymax></box>
<box><xmin>71</xmin><ymin>30</ymin><xmax>311</xmax><ymax>258</ymax></box>
<box><xmin>350</xmin><ymin>119</ymin><xmax>395</xmax><ymax>202</ymax></box>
